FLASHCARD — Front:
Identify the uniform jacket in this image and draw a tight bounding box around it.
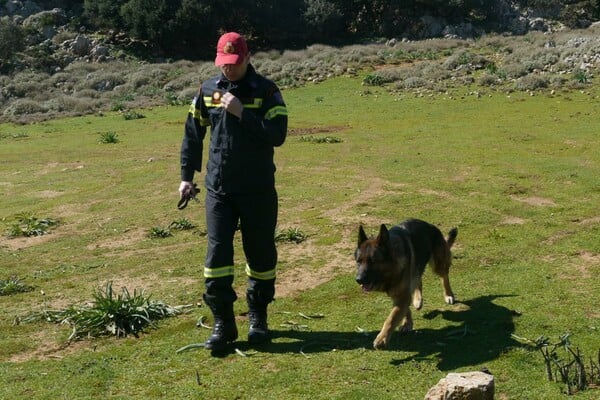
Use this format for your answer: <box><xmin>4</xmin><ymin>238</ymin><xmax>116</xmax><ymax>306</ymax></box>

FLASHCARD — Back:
<box><xmin>180</xmin><ymin>64</ymin><xmax>288</xmax><ymax>194</ymax></box>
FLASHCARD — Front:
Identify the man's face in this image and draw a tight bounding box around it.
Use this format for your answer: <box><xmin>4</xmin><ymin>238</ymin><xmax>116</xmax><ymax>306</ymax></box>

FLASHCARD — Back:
<box><xmin>220</xmin><ymin>54</ymin><xmax>250</xmax><ymax>82</ymax></box>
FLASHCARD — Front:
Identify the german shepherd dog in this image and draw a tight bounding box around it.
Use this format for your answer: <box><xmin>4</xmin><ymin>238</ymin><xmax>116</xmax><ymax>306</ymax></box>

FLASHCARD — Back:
<box><xmin>355</xmin><ymin>219</ymin><xmax>458</xmax><ymax>349</ymax></box>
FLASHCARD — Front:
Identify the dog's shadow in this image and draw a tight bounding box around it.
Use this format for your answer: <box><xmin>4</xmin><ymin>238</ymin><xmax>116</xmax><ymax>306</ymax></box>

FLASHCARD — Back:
<box><xmin>249</xmin><ymin>295</ymin><xmax>521</xmax><ymax>370</ymax></box>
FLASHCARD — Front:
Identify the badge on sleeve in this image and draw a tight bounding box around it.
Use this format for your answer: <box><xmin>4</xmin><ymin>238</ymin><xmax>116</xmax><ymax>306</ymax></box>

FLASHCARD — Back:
<box><xmin>212</xmin><ymin>91</ymin><xmax>222</xmax><ymax>104</ymax></box>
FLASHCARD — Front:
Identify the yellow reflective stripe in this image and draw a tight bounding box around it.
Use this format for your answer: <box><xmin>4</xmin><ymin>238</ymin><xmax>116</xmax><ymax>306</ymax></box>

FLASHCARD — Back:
<box><xmin>202</xmin><ymin>96</ymin><xmax>263</xmax><ymax>109</ymax></box>
<box><xmin>189</xmin><ymin>100</ymin><xmax>209</xmax><ymax>126</ymax></box>
<box><xmin>244</xmin><ymin>98</ymin><xmax>263</xmax><ymax>109</ymax></box>
<box><xmin>265</xmin><ymin>105</ymin><xmax>288</xmax><ymax>120</ymax></box>
<box><xmin>203</xmin><ymin>96</ymin><xmax>222</xmax><ymax>107</ymax></box>
<box><xmin>188</xmin><ymin>102</ymin><xmax>200</xmax><ymax>119</ymax></box>
<box><xmin>204</xmin><ymin>265</ymin><xmax>235</xmax><ymax>278</ymax></box>
<box><xmin>245</xmin><ymin>264</ymin><xmax>276</xmax><ymax>280</ymax></box>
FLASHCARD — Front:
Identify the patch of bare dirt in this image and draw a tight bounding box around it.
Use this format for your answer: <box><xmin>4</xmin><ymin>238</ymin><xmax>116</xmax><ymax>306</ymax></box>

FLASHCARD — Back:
<box><xmin>510</xmin><ymin>195</ymin><xmax>556</xmax><ymax>206</ymax></box>
<box><xmin>0</xmin><ymin>232</ymin><xmax>61</xmax><ymax>251</ymax></box>
<box><xmin>34</xmin><ymin>190</ymin><xmax>64</xmax><ymax>198</ymax></box>
<box><xmin>276</xmin><ymin>234</ymin><xmax>355</xmax><ymax>298</ymax></box>
<box><xmin>500</xmin><ymin>216</ymin><xmax>526</xmax><ymax>225</ymax></box>
<box><xmin>8</xmin><ymin>331</ymin><xmax>93</xmax><ymax>363</ymax></box>
<box><xmin>557</xmin><ymin>251</ymin><xmax>598</xmax><ymax>281</ymax></box>
<box><xmin>36</xmin><ymin>162</ymin><xmax>85</xmax><ymax>176</ymax></box>
<box><xmin>86</xmin><ymin>228</ymin><xmax>148</xmax><ymax>250</ymax></box>
<box><xmin>578</xmin><ymin>216</ymin><xmax>600</xmax><ymax>225</ymax></box>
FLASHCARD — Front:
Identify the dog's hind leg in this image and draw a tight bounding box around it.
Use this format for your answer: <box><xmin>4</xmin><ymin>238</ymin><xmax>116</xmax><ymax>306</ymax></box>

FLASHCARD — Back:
<box><xmin>412</xmin><ymin>279</ymin><xmax>423</xmax><ymax>310</ymax></box>
<box><xmin>431</xmin><ymin>242</ymin><xmax>455</xmax><ymax>304</ymax></box>
<box><xmin>440</xmin><ymin>275</ymin><xmax>454</xmax><ymax>304</ymax></box>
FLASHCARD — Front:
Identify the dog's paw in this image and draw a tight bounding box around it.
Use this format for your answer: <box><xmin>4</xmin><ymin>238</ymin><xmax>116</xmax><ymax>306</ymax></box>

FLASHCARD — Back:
<box><xmin>444</xmin><ymin>295</ymin><xmax>455</xmax><ymax>305</ymax></box>
<box><xmin>400</xmin><ymin>320</ymin><xmax>414</xmax><ymax>333</ymax></box>
<box><xmin>373</xmin><ymin>333</ymin><xmax>389</xmax><ymax>350</ymax></box>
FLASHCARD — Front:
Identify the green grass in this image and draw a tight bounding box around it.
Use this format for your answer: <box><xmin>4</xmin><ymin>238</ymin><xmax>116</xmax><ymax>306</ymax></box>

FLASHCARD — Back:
<box><xmin>0</xmin><ymin>75</ymin><xmax>599</xmax><ymax>399</ymax></box>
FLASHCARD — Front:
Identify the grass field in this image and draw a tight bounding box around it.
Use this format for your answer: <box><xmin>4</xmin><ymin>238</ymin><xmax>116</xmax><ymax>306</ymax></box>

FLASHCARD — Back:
<box><xmin>1</xmin><ymin>74</ymin><xmax>599</xmax><ymax>399</ymax></box>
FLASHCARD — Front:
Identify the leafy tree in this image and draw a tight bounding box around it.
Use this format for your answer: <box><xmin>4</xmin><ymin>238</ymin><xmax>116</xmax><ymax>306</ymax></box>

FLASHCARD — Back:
<box><xmin>0</xmin><ymin>18</ymin><xmax>25</xmax><ymax>69</ymax></box>
<box><xmin>304</xmin><ymin>0</ymin><xmax>346</xmax><ymax>42</ymax></box>
<box><xmin>83</xmin><ymin>0</ymin><xmax>128</xmax><ymax>29</ymax></box>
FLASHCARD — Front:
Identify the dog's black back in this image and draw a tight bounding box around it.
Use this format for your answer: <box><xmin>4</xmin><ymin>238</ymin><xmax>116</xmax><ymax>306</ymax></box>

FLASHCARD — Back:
<box><xmin>392</xmin><ymin>218</ymin><xmax>448</xmax><ymax>273</ymax></box>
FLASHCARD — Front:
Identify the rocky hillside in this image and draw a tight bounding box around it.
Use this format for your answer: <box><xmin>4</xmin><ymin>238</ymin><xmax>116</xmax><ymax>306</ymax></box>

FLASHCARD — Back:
<box><xmin>1</xmin><ymin>1</ymin><xmax>600</xmax><ymax>123</ymax></box>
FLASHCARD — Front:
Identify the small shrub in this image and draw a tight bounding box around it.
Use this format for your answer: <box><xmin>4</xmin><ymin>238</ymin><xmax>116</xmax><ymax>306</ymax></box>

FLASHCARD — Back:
<box><xmin>148</xmin><ymin>226</ymin><xmax>172</xmax><ymax>238</ymax></box>
<box><xmin>169</xmin><ymin>218</ymin><xmax>195</xmax><ymax>231</ymax></box>
<box><xmin>164</xmin><ymin>92</ymin><xmax>184</xmax><ymax>106</ymax></box>
<box><xmin>403</xmin><ymin>76</ymin><xmax>429</xmax><ymax>89</ymax></box>
<box><xmin>2</xmin><ymin>99</ymin><xmax>47</xmax><ymax>116</ymax></box>
<box><xmin>573</xmin><ymin>69</ymin><xmax>591</xmax><ymax>84</ymax></box>
<box><xmin>502</xmin><ymin>63</ymin><xmax>530</xmax><ymax>79</ymax></box>
<box><xmin>478</xmin><ymin>72</ymin><xmax>501</xmax><ymax>86</ymax></box>
<box><xmin>362</xmin><ymin>74</ymin><xmax>386</xmax><ymax>86</ymax></box>
<box><xmin>515</xmin><ymin>74</ymin><xmax>549</xmax><ymax>91</ymax></box>
<box><xmin>99</xmin><ymin>131</ymin><xmax>119</xmax><ymax>144</ymax></box>
<box><xmin>0</xmin><ymin>276</ymin><xmax>34</xmax><ymax>295</ymax></box>
<box><xmin>0</xmin><ymin>132</ymin><xmax>28</xmax><ymax>140</ymax></box>
<box><xmin>123</xmin><ymin>110</ymin><xmax>145</xmax><ymax>120</ymax></box>
<box><xmin>275</xmin><ymin>227</ymin><xmax>307</xmax><ymax>244</ymax></box>
<box><xmin>111</xmin><ymin>101</ymin><xmax>125</xmax><ymax>112</ymax></box>
<box><xmin>7</xmin><ymin>214</ymin><xmax>58</xmax><ymax>238</ymax></box>
<box><xmin>21</xmin><ymin>282</ymin><xmax>188</xmax><ymax>340</ymax></box>
<box><xmin>531</xmin><ymin>334</ymin><xmax>600</xmax><ymax>395</ymax></box>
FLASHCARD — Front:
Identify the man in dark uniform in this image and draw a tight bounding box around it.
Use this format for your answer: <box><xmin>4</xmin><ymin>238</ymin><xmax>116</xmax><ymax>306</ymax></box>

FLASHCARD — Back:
<box><xmin>179</xmin><ymin>32</ymin><xmax>287</xmax><ymax>353</ymax></box>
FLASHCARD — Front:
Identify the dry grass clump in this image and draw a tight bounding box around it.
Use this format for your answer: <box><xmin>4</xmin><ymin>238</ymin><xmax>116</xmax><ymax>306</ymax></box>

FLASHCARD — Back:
<box><xmin>478</xmin><ymin>72</ymin><xmax>502</xmax><ymax>86</ymax></box>
<box><xmin>2</xmin><ymin>99</ymin><xmax>47</xmax><ymax>117</ymax></box>
<box><xmin>503</xmin><ymin>47</ymin><xmax>560</xmax><ymax>73</ymax></box>
<box><xmin>44</xmin><ymin>95</ymin><xmax>99</xmax><ymax>114</ymax></box>
<box><xmin>514</xmin><ymin>74</ymin><xmax>550</xmax><ymax>90</ymax></box>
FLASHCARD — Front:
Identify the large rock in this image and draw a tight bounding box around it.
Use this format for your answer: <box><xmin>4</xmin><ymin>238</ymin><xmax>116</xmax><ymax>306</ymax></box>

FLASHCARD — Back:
<box><xmin>425</xmin><ymin>371</ymin><xmax>494</xmax><ymax>400</ymax></box>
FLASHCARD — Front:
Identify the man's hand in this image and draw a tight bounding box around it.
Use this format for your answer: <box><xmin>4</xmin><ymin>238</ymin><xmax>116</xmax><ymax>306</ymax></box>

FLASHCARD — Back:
<box><xmin>179</xmin><ymin>181</ymin><xmax>194</xmax><ymax>198</ymax></box>
<box><xmin>178</xmin><ymin>181</ymin><xmax>199</xmax><ymax>209</ymax></box>
<box><xmin>221</xmin><ymin>92</ymin><xmax>243</xmax><ymax>119</ymax></box>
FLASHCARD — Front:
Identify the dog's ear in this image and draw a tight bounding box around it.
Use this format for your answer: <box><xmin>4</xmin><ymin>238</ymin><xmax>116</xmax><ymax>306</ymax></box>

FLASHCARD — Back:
<box><xmin>376</xmin><ymin>224</ymin><xmax>390</xmax><ymax>245</ymax></box>
<box><xmin>358</xmin><ymin>225</ymin><xmax>369</xmax><ymax>246</ymax></box>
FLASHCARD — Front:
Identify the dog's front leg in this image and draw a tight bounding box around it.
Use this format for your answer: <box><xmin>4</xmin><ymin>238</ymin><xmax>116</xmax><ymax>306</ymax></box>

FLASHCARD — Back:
<box><xmin>373</xmin><ymin>305</ymin><xmax>406</xmax><ymax>349</ymax></box>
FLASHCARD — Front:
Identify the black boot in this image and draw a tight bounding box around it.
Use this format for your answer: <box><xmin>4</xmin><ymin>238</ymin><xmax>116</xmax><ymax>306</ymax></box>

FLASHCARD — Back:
<box><xmin>204</xmin><ymin>294</ymin><xmax>238</xmax><ymax>352</ymax></box>
<box><xmin>247</xmin><ymin>290</ymin><xmax>271</xmax><ymax>345</ymax></box>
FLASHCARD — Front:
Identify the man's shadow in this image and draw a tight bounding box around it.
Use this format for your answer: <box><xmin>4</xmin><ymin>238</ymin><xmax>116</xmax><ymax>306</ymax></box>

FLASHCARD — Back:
<box><xmin>243</xmin><ymin>295</ymin><xmax>522</xmax><ymax>370</ymax></box>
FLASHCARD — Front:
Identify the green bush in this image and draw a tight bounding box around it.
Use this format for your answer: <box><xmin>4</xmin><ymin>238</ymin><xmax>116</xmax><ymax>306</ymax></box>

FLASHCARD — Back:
<box><xmin>0</xmin><ymin>18</ymin><xmax>25</xmax><ymax>70</ymax></box>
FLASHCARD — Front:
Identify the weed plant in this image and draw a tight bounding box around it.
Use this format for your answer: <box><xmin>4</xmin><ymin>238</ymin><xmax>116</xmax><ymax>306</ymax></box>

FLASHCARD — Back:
<box><xmin>0</xmin><ymin>276</ymin><xmax>34</xmax><ymax>295</ymax></box>
<box><xmin>98</xmin><ymin>131</ymin><xmax>119</xmax><ymax>144</ymax></box>
<box><xmin>275</xmin><ymin>227</ymin><xmax>307</xmax><ymax>244</ymax></box>
<box><xmin>6</xmin><ymin>214</ymin><xmax>57</xmax><ymax>238</ymax></box>
<box><xmin>148</xmin><ymin>226</ymin><xmax>172</xmax><ymax>238</ymax></box>
<box><xmin>21</xmin><ymin>282</ymin><xmax>188</xmax><ymax>340</ymax></box>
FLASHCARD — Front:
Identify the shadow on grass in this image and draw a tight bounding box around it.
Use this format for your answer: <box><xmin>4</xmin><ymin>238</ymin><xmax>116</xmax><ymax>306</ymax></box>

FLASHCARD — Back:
<box><xmin>249</xmin><ymin>295</ymin><xmax>522</xmax><ymax>370</ymax></box>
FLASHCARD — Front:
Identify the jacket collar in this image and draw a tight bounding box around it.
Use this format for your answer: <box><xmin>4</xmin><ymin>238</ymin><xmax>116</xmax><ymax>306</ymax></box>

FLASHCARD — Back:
<box><xmin>217</xmin><ymin>64</ymin><xmax>258</xmax><ymax>90</ymax></box>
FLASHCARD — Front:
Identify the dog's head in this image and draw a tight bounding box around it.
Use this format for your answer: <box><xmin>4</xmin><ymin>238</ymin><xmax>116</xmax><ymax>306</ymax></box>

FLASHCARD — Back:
<box><xmin>355</xmin><ymin>224</ymin><xmax>393</xmax><ymax>292</ymax></box>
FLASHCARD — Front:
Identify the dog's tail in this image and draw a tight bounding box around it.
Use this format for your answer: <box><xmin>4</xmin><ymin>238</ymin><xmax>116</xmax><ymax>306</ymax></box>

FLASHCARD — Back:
<box><xmin>446</xmin><ymin>227</ymin><xmax>458</xmax><ymax>248</ymax></box>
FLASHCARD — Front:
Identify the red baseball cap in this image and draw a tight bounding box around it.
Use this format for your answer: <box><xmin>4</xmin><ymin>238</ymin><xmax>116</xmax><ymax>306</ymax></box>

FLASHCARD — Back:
<box><xmin>215</xmin><ymin>32</ymin><xmax>248</xmax><ymax>66</ymax></box>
